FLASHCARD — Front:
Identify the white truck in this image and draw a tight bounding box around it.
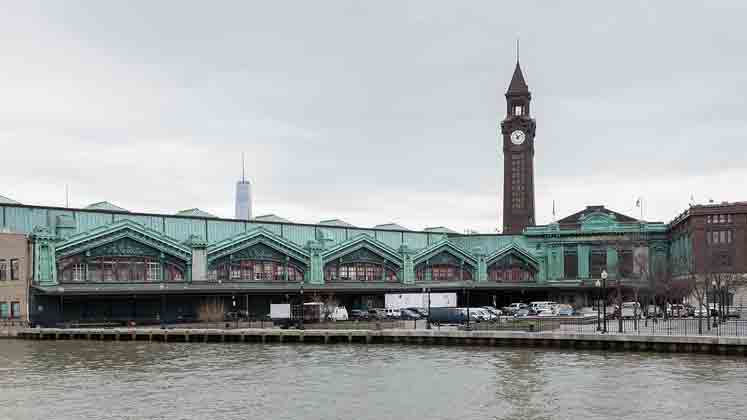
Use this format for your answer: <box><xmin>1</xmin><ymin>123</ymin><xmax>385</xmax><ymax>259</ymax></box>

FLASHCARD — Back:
<box><xmin>385</xmin><ymin>293</ymin><xmax>457</xmax><ymax>310</ymax></box>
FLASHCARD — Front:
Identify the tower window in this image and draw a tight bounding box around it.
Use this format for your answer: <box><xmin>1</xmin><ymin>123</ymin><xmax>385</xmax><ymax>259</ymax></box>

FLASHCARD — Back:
<box><xmin>514</xmin><ymin>106</ymin><xmax>522</xmax><ymax>116</ymax></box>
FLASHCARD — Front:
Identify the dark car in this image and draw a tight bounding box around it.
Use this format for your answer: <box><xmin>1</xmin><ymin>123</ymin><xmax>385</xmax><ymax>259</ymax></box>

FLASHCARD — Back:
<box><xmin>400</xmin><ymin>308</ymin><xmax>422</xmax><ymax>320</ymax></box>
<box><xmin>350</xmin><ymin>309</ymin><xmax>370</xmax><ymax>320</ymax></box>
<box><xmin>408</xmin><ymin>307</ymin><xmax>429</xmax><ymax>318</ymax></box>
<box><xmin>557</xmin><ymin>307</ymin><xmax>574</xmax><ymax>316</ymax></box>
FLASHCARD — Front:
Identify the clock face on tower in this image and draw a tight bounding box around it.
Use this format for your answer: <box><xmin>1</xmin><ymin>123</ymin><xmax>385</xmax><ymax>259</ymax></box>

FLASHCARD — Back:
<box><xmin>510</xmin><ymin>130</ymin><xmax>526</xmax><ymax>145</ymax></box>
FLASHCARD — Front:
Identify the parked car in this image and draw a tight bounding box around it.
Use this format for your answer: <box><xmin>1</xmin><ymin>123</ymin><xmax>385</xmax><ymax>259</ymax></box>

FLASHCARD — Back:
<box><xmin>400</xmin><ymin>308</ymin><xmax>422</xmax><ymax>320</ymax></box>
<box><xmin>328</xmin><ymin>306</ymin><xmax>349</xmax><ymax>321</ymax></box>
<box><xmin>482</xmin><ymin>306</ymin><xmax>503</xmax><ymax>317</ymax></box>
<box><xmin>505</xmin><ymin>303</ymin><xmax>528</xmax><ymax>315</ymax></box>
<box><xmin>385</xmin><ymin>308</ymin><xmax>401</xmax><ymax>319</ymax></box>
<box><xmin>556</xmin><ymin>306</ymin><xmax>574</xmax><ymax>316</ymax></box>
<box><xmin>514</xmin><ymin>308</ymin><xmax>531</xmax><ymax>318</ymax></box>
<box><xmin>408</xmin><ymin>307</ymin><xmax>429</xmax><ymax>318</ymax></box>
<box><xmin>621</xmin><ymin>302</ymin><xmax>642</xmax><ymax>319</ymax></box>
<box><xmin>537</xmin><ymin>309</ymin><xmax>555</xmax><ymax>317</ymax></box>
<box><xmin>350</xmin><ymin>309</ymin><xmax>369</xmax><ymax>320</ymax></box>
<box><xmin>368</xmin><ymin>308</ymin><xmax>387</xmax><ymax>320</ymax></box>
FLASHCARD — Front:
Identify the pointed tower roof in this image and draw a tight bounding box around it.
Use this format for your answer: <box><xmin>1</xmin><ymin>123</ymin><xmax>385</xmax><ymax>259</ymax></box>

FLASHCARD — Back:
<box><xmin>507</xmin><ymin>62</ymin><xmax>529</xmax><ymax>94</ymax></box>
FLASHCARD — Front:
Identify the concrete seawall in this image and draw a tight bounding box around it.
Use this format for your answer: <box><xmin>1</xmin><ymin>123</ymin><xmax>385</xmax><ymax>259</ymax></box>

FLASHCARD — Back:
<box><xmin>15</xmin><ymin>327</ymin><xmax>747</xmax><ymax>355</ymax></box>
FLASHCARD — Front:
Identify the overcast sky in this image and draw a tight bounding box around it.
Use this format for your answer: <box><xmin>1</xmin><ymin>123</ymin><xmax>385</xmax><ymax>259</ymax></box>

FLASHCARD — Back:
<box><xmin>2</xmin><ymin>1</ymin><xmax>746</xmax><ymax>232</ymax></box>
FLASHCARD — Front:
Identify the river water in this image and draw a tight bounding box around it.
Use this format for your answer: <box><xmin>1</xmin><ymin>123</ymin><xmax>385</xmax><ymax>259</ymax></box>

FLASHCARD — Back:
<box><xmin>0</xmin><ymin>340</ymin><xmax>745</xmax><ymax>420</ymax></box>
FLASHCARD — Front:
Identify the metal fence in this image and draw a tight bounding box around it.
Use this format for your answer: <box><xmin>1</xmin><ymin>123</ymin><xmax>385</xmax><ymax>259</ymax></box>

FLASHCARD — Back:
<box><xmin>465</xmin><ymin>316</ymin><xmax>747</xmax><ymax>337</ymax></box>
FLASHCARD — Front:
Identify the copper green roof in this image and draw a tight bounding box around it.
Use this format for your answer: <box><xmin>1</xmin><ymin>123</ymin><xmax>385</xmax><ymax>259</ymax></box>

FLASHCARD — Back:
<box><xmin>84</xmin><ymin>201</ymin><xmax>129</xmax><ymax>212</ymax></box>
<box><xmin>373</xmin><ymin>223</ymin><xmax>409</xmax><ymax>231</ymax></box>
<box><xmin>0</xmin><ymin>194</ymin><xmax>20</xmax><ymax>204</ymax></box>
<box><xmin>176</xmin><ymin>208</ymin><xmax>217</xmax><ymax>218</ymax></box>
<box><xmin>424</xmin><ymin>226</ymin><xmax>458</xmax><ymax>234</ymax></box>
<box><xmin>254</xmin><ymin>214</ymin><xmax>292</xmax><ymax>223</ymax></box>
<box><xmin>318</xmin><ymin>219</ymin><xmax>356</xmax><ymax>228</ymax></box>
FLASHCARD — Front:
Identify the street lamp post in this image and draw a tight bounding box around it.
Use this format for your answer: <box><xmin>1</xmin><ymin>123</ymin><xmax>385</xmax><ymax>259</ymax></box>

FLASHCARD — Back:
<box><xmin>712</xmin><ymin>280</ymin><xmax>718</xmax><ymax>328</ymax></box>
<box><xmin>232</xmin><ymin>295</ymin><xmax>238</xmax><ymax>329</ymax></box>
<box><xmin>464</xmin><ymin>288</ymin><xmax>471</xmax><ymax>330</ymax></box>
<box><xmin>595</xmin><ymin>279</ymin><xmax>601</xmax><ymax>332</ymax></box>
<box><xmin>601</xmin><ymin>270</ymin><xmax>608</xmax><ymax>334</ymax></box>
<box><xmin>299</xmin><ymin>282</ymin><xmax>305</xmax><ymax>330</ymax></box>
<box><xmin>422</xmin><ymin>287</ymin><xmax>431</xmax><ymax>330</ymax></box>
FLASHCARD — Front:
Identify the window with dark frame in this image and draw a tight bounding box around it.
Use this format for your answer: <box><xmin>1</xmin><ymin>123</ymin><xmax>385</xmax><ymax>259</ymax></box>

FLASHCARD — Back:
<box><xmin>589</xmin><ymin>250</ymin><xmax>607</xmax><ymax>278</ymax></box>
<box><xmin>10</xmin><ymin>302</ymin><xmax>20</xmax><ymax>319</ymax></box>
<box><xmin>619</xmin><ymin>249</ymin><xmax>634</xmax><ymax>278</ymax></box>
<box><xmin>0</xmin><ymin>259</ymin><xmax>6</xmax><ymax>281</ymax></box>
<box><xmin>10</xmin><ymin>259</ymin><xmax>18</xmax><ymax>281</ymax></box>
<box><xmin>563</xmin><ymin>250</ymin><xmax>578</xmax><ymax>279</ymax></box>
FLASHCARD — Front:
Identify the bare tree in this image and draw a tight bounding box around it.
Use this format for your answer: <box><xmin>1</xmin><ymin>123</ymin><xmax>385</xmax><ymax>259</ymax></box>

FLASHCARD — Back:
<box><xmin>197</xmin><ymin>297</ymin><xmax>225</xmax><ymax>322</ymax></box>
<box><xmin>687</xmin><ymin>269</ymin><xmax>708</xmax><ymax>334</ymax></box>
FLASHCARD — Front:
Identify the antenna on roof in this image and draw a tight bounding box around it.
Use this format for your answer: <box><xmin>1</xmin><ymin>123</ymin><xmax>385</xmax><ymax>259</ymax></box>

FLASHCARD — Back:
<box><xmin>516</xmin><ymin>37</ymin><xmax>520</xmax><ymax>63</ymax></box>
<box><xmin>65</xmin><ymin>184</ymin><xmax>69</xmax><ymax>208</ymax></box>
<box><xmin>241</xmin><ymin>152</ymin><xmax>246</xmax><ymax>183</ymax></box>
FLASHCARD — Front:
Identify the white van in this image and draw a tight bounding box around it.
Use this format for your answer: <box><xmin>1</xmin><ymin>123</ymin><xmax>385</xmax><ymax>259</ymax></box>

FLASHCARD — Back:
<box><xmin>329</xmin><ymin>306</ymin><xmax>349</xmax><ymax>321</ymax></box>
<box><xmin>620</xmin><ymin>302</ymin><xmax>641</xmax><ymax>319</ymax></box>
<box><xmin>385</xmin><ymin>308</ymin><xmax>401</xmax><ymax>319</ymax></box>
<box><xmin>530</xmin><ymin>301</ymin><xmax>557</xmax><ymax>313</ymax></box>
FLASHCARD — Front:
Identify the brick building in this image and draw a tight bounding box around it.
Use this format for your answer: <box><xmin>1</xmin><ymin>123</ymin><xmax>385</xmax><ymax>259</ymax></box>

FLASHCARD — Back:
<box><xmin>0</xmin><ymin>232</ymin><xmax>30</xmax><ymax>322</ymax></box>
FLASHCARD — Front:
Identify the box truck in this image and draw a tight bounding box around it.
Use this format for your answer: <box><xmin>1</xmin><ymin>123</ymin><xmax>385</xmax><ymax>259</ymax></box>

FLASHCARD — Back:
<box><xmin>385</xmin><ymin>293</ymin><xmax>457</xmax><ymax>310</ymax></box>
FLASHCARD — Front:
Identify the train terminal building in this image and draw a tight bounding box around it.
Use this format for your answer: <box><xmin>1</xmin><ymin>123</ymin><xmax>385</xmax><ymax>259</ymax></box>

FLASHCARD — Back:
<box><xmin>1</xmin><ymin>62</ymin><xmax>745</xmax><ymax>325</ymax></box>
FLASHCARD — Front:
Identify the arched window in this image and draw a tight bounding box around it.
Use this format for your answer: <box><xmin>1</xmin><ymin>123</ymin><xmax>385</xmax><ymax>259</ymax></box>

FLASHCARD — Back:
<box><xmin>208</xmin><ymin>259</ymin><xmax>304</xmax><ymax>282</ymax></box>
<box><xmin>488</xmin><ymin>256</ymin><xmax>536</xmax><ymax>283</ymax></box>
<box><xmin>325</xmin><ymin>262</ymin><xmax>398</xmax><ymax>282</ymax></box>
<box><xmin>415</xmin><ymin>264</ymin><xmax>472</xmax><ymax>281</ymax></box>
<box><xmin>58</xmin><ymin>256</ymin><xmax>185</xmax><ymax>283</ymax></box>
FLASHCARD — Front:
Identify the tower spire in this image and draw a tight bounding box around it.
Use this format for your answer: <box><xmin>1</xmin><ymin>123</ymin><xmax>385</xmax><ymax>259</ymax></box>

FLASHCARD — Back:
<box><xmin>241</xmin><ymin>152</ymin><xmax>245</xmax><ymax>183</ymax></box>
<box><xmin>516</xmin><ymin>37</ymin><xmax>520</xmax><ymax>63</ymax></box>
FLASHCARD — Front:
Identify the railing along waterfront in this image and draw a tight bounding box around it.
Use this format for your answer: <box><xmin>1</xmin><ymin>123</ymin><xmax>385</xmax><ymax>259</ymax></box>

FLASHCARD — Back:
<box><xmin>466</xmin><ymin>316</ymin><xmax>747</xmax><ymax>337</ymax></box>
<box><xmin>33</xmin><ymin>315</ymin><xmax>747</xmax><ymax>337</ymax></box>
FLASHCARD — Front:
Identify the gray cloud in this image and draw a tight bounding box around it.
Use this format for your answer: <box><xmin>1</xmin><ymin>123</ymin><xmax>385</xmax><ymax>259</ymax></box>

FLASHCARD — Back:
<box><xmin>1</xmin><ymin>1</ymin><xmax>746</xmax><ymax>232</ymax></box>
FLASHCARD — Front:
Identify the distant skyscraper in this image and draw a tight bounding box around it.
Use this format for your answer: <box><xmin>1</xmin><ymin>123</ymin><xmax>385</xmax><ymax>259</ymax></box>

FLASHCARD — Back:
<box><xmin>235</xmin><ymin>153</ymin><xmax>252</xmax><ymax>220</ymax></box>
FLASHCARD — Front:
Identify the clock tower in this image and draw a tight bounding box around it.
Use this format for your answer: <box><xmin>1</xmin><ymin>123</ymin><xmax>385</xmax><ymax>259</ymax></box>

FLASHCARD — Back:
<box><xmin>500</xmin><ymin>61</ymin><xmax>536</xmax><ymax>234</ymax></box>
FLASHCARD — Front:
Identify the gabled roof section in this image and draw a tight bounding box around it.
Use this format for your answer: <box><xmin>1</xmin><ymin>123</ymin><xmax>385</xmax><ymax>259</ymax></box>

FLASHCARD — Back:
<box><xmin>323</xmin><ymin>234</ymin><xmax>402</xmax><ymax>266</ymax></box>
<box><xmin>373</xmin><ymin>223</ymin><xmax>409</xmax><ymax>231</ymax></box>
<box><xmin>253</xmin><ymin>214</ymin><xmax>291</xmax><ymax>223</ymax></box>
<box><xmin>318</xmin><ymin>219</ymin><xmax>356</xmax><ymax>228</ymax></box>
<box><xmin>84</xmin><ymin>201</ymin><xmax>129</xmax><ymax>212</ymax></box>
<box><xmin>557</xmin><ymin>205</ymin><xmax>639</xmax><ymax>227</ymax></box>
<box><xmin>413</xmin><ymin>239</ymin><xmax>478</xmax><ymax>267</ymax></box>
<box><xmin>507</xmin><ymin>62</ymin><xmax>529</xmax><ymax>94</ymax></box>
<box><xmin>0</xmin><ymin>194</ymin><xmax>20</xmax><ymax>204</ymax></box>
<box><xmin>176</xmin><ymin>208</ymin><xmax>217</xmax><ymax>218</ymax></box>
<box><xmin>208</xmin><ymin>227</ymin><xmax>309</xmax><ymax>264</ymax></box>
<box><xmin>424</xmin><ymin>226</ymin><xmax>458</xmax><ymax>234</ymax></box>
<box><xmin>486</xmin><ymin>242</ymin><xmax>539</xmax><ymax>270</ymax></box>
<box><xmin>55</xmin><ymin>219</ymin><xmax>191</xmax><ymax>261</ymax></box>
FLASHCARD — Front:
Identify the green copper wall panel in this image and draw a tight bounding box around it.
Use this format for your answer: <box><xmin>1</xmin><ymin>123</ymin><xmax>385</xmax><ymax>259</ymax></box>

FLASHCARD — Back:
<box><xmin>427</xmin><ymin>233</ymin><xmax>446</xmax><ymax>245</ymax></box>
<box><xmin>607</xmin><ymin>247</ymin><xmax>618</xmax><ymax>278</ymax></box>
<box><xmin>0</xmin><ymin>206</ymin><xmax>5</xmax><ymax>228</ymax></box>
<box><xmin>282</xmin><ymin>224</ymin><xmax>316</xmax><ymax>247</ymax></box>
<box><xmin>323</xmin><ymin>227</ymin><xmax>347</xmax><ymax>245</ymax></box>
<box><xmin>578</xmin><ymin>245</ymin><xmax>590</xmax><ymax>279</ymax></box>
<box><xmin>207</xmin><ymin>220</ymin><xmax>245</xmax><ymax>243</ymax></box>
<box><xmin>165</xmin><ymin>218</ymin><xmax>206</xmax><ymax>242</ymax></box>
<box><xmin>375</xmin><ymin>231</ymin><xmax>402</xmax><ymax>250</ymax></box>
<box><xmin>402</xmin><ymin>232</ymin><xmax>428</xmax><ymax>251</ymax></box>
<box><xmin>4</xmin><ymin>206</ymin><xmax>46</xmax><ymax>234</ymax></box>
<box><xmin>114</xmin><ymin>214</ymin><xmax>165</xmax><ymax>232</ymax></box>
<box><xmin>76</xmin><ymin>212</ymin><xmax>114</xmax><ymax>234</ymax></box>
